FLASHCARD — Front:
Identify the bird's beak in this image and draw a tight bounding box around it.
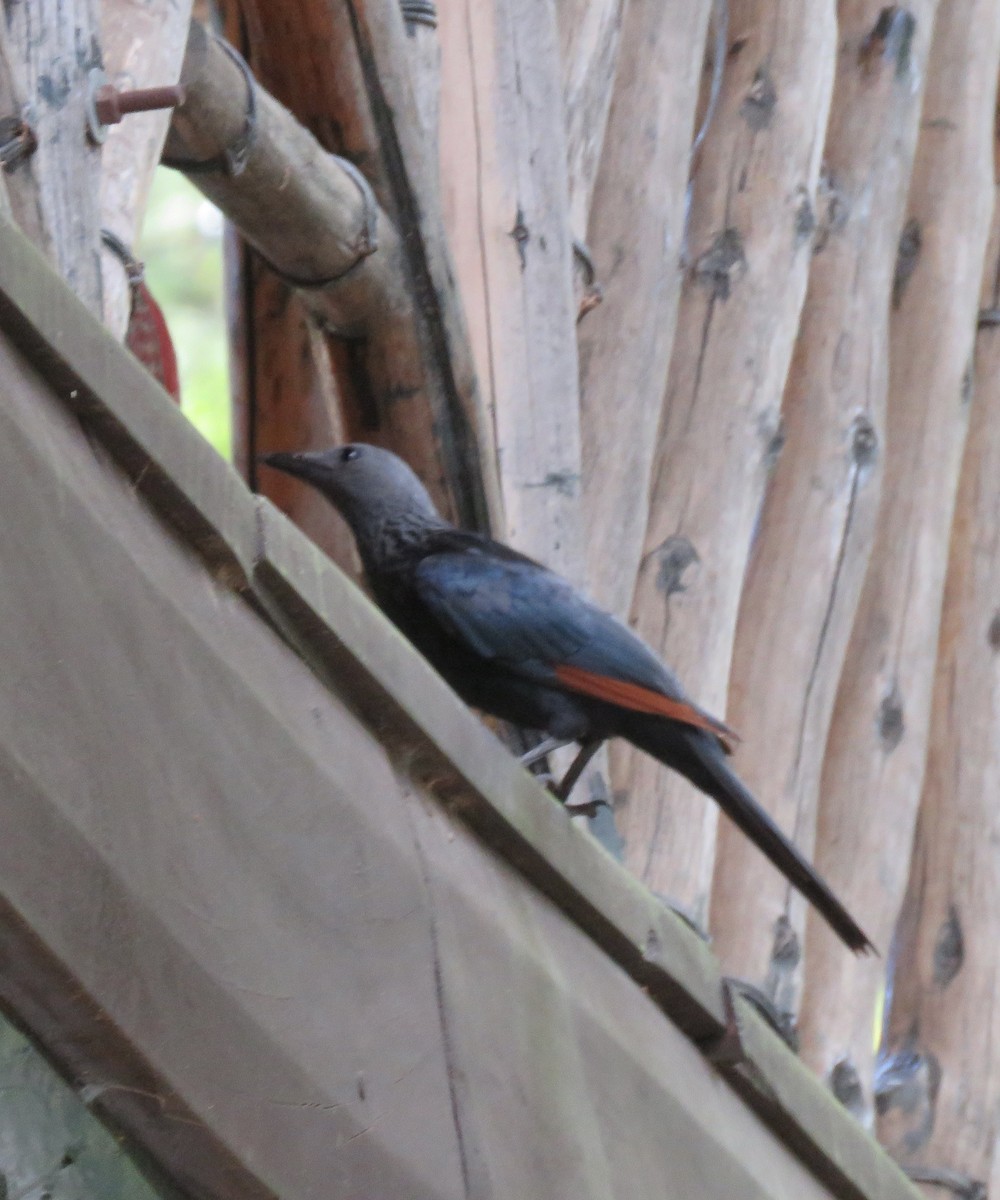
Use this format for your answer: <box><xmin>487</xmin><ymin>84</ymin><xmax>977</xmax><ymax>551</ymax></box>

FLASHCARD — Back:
<box><xmin>259</xmin><ymin>451</ymin><xmax>327</xmax><ymax>484</ymax></box>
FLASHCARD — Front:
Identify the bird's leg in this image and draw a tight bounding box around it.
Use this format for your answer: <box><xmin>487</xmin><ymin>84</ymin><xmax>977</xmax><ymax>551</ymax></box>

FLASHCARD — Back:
<box><xmin>519</xmin><ymin>735</ymin><xmax>574</xmax><ymax>767</ymax></box>
<box><xmin>553</xmin><ymin>737</ymin><xmax>603</xmax><ymax>802</ymax></box>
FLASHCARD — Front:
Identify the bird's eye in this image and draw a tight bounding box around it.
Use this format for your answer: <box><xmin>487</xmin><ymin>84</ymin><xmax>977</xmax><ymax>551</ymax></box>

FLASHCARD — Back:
<box><xmin>340</xmin><ymin>446</ymin><xmax>360</xmax><ymax>463</ymax></box>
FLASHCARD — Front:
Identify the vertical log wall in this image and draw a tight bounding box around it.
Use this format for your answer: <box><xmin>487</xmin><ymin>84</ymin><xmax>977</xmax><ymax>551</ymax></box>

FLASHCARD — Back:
<box><xmin>5</xmin><ymin>0</ymin><xmax>1000</xmax><ymax>1190</ymax></box>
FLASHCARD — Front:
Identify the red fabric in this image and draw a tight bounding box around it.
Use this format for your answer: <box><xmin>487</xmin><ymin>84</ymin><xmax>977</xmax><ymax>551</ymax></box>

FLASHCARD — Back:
<box><xmin>126</xmin><ymin>280</ymin><xmax>180</xmax><ymax>403</ymax></box>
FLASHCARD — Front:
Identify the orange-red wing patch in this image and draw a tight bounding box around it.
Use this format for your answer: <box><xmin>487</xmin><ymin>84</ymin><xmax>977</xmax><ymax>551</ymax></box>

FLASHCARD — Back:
<box><xmin>553</xmin><ymin>663</ymin><xmax>739</xmax><ymax>751</ymax></box>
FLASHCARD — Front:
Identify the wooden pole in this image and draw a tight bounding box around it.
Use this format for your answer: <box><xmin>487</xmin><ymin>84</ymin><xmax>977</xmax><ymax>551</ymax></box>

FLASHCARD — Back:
<box><xmin>3</xmin><ymin>0</ymin><xmax>102</xmax><ymax>309</ymax></box>
<box><xmin>875</xmin><ymin>130</ymin><xmax>1000</xmax><ymax>1192</ymax></box>
<box><xmin>797</xmin><ymin>0</ymin><xmax>1000</xmax><ymax>1118</ymax></box>
<box><xmin>613</xmin><ymin>0</ymin><xmax>836</xmax><ymax>923</ymax></box>
<box><xmin>710</xmin><ymin>1</ymin><xmax>938</xmax><ymax>1012</ymax></box>
<box><xmin>577</xmin><ymin>0</ymin><xmax>711</xmax><ymax>616</ymax></box>
<box><xmin>439</xmin><ymin>0</ymin><xmax>583</xmax><ymax>579</ymax></box>
<box><xmin>557</xmin><ymin>0</ymin><xmax>625</xmax><ymax>240</ymax></box>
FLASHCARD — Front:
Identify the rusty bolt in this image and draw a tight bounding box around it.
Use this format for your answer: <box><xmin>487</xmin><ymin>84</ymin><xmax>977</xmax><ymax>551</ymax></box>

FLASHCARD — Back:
<box><xmin>94</xmin><ymin>84</ymin><xmax>185</xmax><ymax>126</ymax></box>
<box><xmin>86</xmin><ymin>68</ymin><xmax>185</xmax><ymax>144</ymax></box>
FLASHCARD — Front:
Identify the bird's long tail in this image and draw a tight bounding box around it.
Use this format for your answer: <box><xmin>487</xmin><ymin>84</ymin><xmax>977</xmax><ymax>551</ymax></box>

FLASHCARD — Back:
<box><xmin>625</xmin><ymin>715</ymin><xmax>875</xmax><ymax>955</ymax></box>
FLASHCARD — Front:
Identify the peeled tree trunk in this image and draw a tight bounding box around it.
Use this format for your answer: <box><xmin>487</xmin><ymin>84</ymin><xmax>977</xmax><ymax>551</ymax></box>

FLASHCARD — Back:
<box><xmin>710</xmin><ymin>1</ymin><xmax>938</xmax><ymax>1015</ymax></box>
<box><xmin>797</xmin><ymin>0</ymin><xmax>1000</xmax><ymax>1120</ymax></box>
<box><xmin>439</xmin><ymin>0</ymin><xmax>584</xmax><ymax>580</ymax></box>
<box><xmin>875</xmin><ymin>149</ymin><xmax>1000</xmax><ymax>1195</ymax></box>
<box><xmin>577</xmin><ymin>0</ymin><xmax>711</xmax><ymax>618</ymax></box>
<box><xmin>613</xmin><ymin>0</ymin><xmax>836</xmax><ymax>924</ymax></box>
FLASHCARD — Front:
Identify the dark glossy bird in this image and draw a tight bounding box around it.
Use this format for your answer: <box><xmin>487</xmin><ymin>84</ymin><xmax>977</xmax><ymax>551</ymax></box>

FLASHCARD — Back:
<box><xmin>263</xmin><ymin>444</ymin><xmax>873</xmax><ymax>954</ymax></box>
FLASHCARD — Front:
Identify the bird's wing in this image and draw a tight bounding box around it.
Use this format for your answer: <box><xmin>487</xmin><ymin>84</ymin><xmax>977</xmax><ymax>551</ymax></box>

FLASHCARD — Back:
<box><xmin>415</xmin><ymin>550</ymin><xmax>736</xmax><ymax>746</ymax></box>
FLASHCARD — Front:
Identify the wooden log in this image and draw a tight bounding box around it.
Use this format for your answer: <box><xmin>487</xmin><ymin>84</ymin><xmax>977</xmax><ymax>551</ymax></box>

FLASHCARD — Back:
<box><xmin>3</xmin><ymin>0</ymin><xmax>102</xmax><ymax>308</ymax></box>
<box><xmin>98</xmin><ymin>0</ymin><xmax>193</xmax><ymax>339</ymax></box>
<box><xmin>164</xmin><ymin>20</ymin><xmax>492</xmax><ymax>533</ymax></box>
<box><xmin>400</xmin><ymin>2</ymin><xmax>441</xmax><ymax>158</ymax></box>
<box><xmin>710</xmin><ymin>2</ymin><xmax>938</xmax><ymax>1010</ymax></box>
<box><xmin>578</xmin><ymin>0</ymin><xmax>710</xmax><ymax>616</ymax></box>
<box><xmin>796</xmin><ymin>0</ymin><xmax>1000</xmax><ymax>1118</ymax></box>
<box><xmin>438</xmin><ymin>0</ymin><xmax>583</xmax><ymax>578</ymax></box>
<box><xmin>612</xmin><ymin>0</ymin><xmax>836</xmax><ymax>922</ymax></box>
<box><xmin>874</xmin><ymin>138</ymin><xmax>1000</xmax><ymax>1188</ymax></box>
<box><xmin>556</xmin><ymin>0</ymin><xmax>624</xmax><ymax>239</ymax></box>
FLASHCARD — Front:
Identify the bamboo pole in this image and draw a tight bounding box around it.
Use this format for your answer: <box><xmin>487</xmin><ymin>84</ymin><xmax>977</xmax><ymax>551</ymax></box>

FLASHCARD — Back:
<box><xmin>710</xmin><ymin>1</ymin><xmax>938</xmax><ymax>1011</ymax></box>
<box><xmin>797</xmin><ymin>0</ymin><xmax>1000</xmax><ymax>1118</ymax></box>
<box><xmin>578</xmin><ymin>0</ymin><xmax>710</xmax><ymax>616</ymax></box>
<box><xmin>438</xmin><ymin>0</ymin><xmax>583</xmax><ymax>579</ymax></box>
<box><xmin>99</xmin><ymin>0</ymin><xmax>194</xmax><ymax>339</ymax></box>
<box><xmin>612</xmin><ymin>0</ymin><xmax>836</xmax><ymax>923</ymax></box>
<box><xmin>3</xmin><ymin>0</ymin><xmax>102</xmax><ymax>309</ymax></box>
<box><xmin>164</xmin><ymin>20</ymin><xmax>492</xmax><ymax>532</ymax></box>
<box><xmin>876</xmin><ymin>173</ymin><xmax>1000</xmax><ymax>1193</ymax></box>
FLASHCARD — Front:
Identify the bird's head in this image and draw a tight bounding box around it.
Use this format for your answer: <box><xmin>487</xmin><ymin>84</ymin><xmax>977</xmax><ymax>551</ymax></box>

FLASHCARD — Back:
<box><xmin>261</xmin><ymin>444</ymin><xmax>443</xmax><ymax>540</ymax></box>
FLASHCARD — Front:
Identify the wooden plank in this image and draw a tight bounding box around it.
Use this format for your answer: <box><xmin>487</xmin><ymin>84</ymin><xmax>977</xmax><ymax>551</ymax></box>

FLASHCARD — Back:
<box><xmin>0</xmin><ymin>209</ymin><xmax>728</xmax><ymax>1047</ymax></box>
<box><xmin>710</xmin><ymin>0</ymin><xmax>938</xmax><ymax>1010</ymax></box>
<box><xmin>716</xmin><ymin>996</ymin><xmax>922</xmax><ymax>1200</ymax></box>
<box><xmin>0</xmin><ymin>332</ymin><xmax>469</xmax><ymax>1199</ymax></box>
<box><xmin>797</xmin><ymin>0</ymin><xmax>1000</xmax><ymax>1115</ymax></box>
<box><xmin>578</xmin><ymin>0</ymin><xmax>710</xmax><ymax>615</ymax></box>
<box><xmin>4</xmin><ymin>0</ymin><xmax>102</xmax><ymax>308</ymax></box>
<box><xmin>614</xmin><ymin>0</ymin><xmax>837</xmax><ymax>921</ymax></box>
<box><xmin>438</xmin><ymin>0</ymin><xmax>583</xmax><ymax>578</ymax></box>
<box><xmin>875</xmin><ymin>149</ymin><xmax>1000</xmax><ymax>1190</ymax></box>
<box><xmin>99</xmin><ymin>0</ymin><xmax>193</xmax><ymax>337</ymax></box>
<box><xmin>0</xmin><ymin>208</ymin><xmax>935</xmax><ymax>1200</ymax></box>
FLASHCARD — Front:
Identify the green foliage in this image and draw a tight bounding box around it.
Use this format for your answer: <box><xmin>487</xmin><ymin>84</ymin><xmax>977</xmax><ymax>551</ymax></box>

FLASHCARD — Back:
<box><xmin>140</xmin><ymin>171</ymin><xmax>231</xmax><ymax>461</ymax></box>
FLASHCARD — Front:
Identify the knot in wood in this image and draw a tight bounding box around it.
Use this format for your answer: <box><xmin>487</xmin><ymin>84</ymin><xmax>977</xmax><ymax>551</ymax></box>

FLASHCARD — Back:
<box><xmin>893</xmin><ymin>219</ymin><xmax>922</xmax><ymax>308</ymax></box>
<box><xmin>877</xmin><ymin>682</ymin><xmax>905</xmax><ymax>753</ymax></box>
<box><xmin>694</xmin><ymin>229</ymin><xmax>747</xmax><ymax>300</ymax></box>
<box><xmin>987</xmin><ymin>611</ymin><xmax>1000</xmax><ymax>651</ymax></box>
<box><xmin>829</xmin><ymin>1059</ymin><xmax>866</xmax><ymax>1120</ymax></box>
<box><xmin>860</xmin><ymin>7</ymin><xmax>917</xmax><ymax>78</ymax></box>
<box><xmin>933</xmin><ymin>904</ymin><xmax>964</xmax><ymax>988</ymax></box>
<box><xmin>652</xmin><ymin>535</ymin><xmax>700</xmax><ymax>596</ymax></box>
<box><xmin>850</xmin><ymin>414</ymin><xmax>878</xmax><ymax>468</ymax></box>
<box><xmin>740</xmin><ymin>67</ymin><xmax>777</xmax><ymax>131</ymax></box>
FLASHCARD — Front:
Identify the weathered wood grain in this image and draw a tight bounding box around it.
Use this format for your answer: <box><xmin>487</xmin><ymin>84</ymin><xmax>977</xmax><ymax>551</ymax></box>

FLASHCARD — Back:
<box><xmin>438</xmin><ymin>0</ymin><xmax>583</xmax><ymax>579</ymax></box>
<box><xmin>613</xmin><ymin>0</ymin><xmax>836</xmax><ymax>923</ymax></box>
<box><xmin>578</xmin><ymin>0</ymin><xmax>710</xmax><ymax>615</ymax></box>
<box><xmin>3</xmin><ymin>0</ymin><xmax>103</xmax><ymax>308</ymax></box>
<box><xmin>797</xmin><ymin>0</ymin><xmax>1000</xmax><ymax>1116</ymax></box>
<box><xmin>0</xmin><ymin>19</ymin><xmax>46</xmax><ymax>241</ymax></box>
<box><xmin>99</xmin><ymin>0</ymin><xmax>193</xmax><ymax>338</ymax></box>
<box><xmin>556</xmin><ymin>0</ymin><xmax>624</xmax><ymax>238</ymax></box>
<box><xmin>875</xmin><ymin>147</ymin><xmax>1000</xmax><ymax>1190</ymax></box>
<box><xmin>711</xmin><ymin>0</ymin><xmax>938</xmax><ymax>1011</ymax></box>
